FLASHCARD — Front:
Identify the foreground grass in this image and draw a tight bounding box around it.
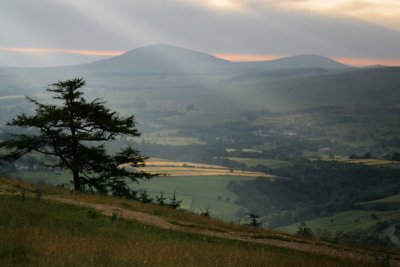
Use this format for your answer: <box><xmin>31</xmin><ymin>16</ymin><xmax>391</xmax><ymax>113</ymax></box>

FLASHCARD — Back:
<box><xmin>1</xmin><ymin>177</ymin><xmax>395</xmax><ymax>266</ymax></box>
<box><xmin>0</xmin><ymin>195</ymin><xmax>372</xmax><ymax>267</ymax></box>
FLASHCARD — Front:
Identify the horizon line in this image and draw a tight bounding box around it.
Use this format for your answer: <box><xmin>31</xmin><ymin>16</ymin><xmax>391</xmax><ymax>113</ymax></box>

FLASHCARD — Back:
<box><xmin>1</xmin><ymin>47</ymin><xmax>400</xmax><ymax>67</ymax></box>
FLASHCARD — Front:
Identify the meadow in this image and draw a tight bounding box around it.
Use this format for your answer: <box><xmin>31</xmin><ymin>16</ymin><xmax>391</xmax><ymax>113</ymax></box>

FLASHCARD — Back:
<box><xmin>0</xmin><ymin>177</ymin><xmax>388</xmax><ymax>267</ymax></box>
<box><xmin>280</xmin><ymin>210</ymin><xmax>400</xmax><ymax>234</ymax></box>
<box><xmin>140</xmin><ymin>158</ymin><xmax>270</xmax><ymax>177</ymax></box>
<box><xmin>227</xmin><ymin>157</ymin><xmax>291</xmax><ymax>169</ymax></box>
<box><xmin>134</xmin><ymin>175</ymin><xmax>251</xmax><ymax>220</ymax></box>
<box><xmin>15</xmin><ymin>158</ymin><xmax>271</xmax><ymax>221</ymax></box>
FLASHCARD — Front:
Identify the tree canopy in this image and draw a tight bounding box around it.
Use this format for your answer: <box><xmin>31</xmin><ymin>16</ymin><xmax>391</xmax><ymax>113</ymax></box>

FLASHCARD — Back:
<box><xmin>0</xmin><ymin>78</ymin><xmax>155</xmax><ymax>196</ymax></box>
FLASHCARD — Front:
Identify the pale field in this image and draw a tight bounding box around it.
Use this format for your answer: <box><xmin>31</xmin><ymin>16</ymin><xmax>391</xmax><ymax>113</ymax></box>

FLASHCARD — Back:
<box><xmin>141</xmin><ymin>167</ymin><xmax>270</xmax><ymax>177</ymax></box>
<box><xmin>140</xmin><ymin>129</ymin><xmax>206</xmax><ymax>146</ymax></box>
<box><xmin>346</xmin><ymin>159</ymin><xmax>397</xmax><ymax>165</ymax></box>
<box><xmin>137</xmin><ymin>158</ymin><xmax>272</xmax><ymax>177</ymax></box>
<box><xmin>147</xmin><ymin>158</ymin><xmax>227</xmax><ymax>169</ymax></box>
<box><xmin>313</xmin><ymin>156</ymin><xmax>399</xmax><ymax>166</ymax></box>
<box><xmin>142</xmin><ymin>136</ymin><xmax>206</xmax><ymax>146</ymax></box>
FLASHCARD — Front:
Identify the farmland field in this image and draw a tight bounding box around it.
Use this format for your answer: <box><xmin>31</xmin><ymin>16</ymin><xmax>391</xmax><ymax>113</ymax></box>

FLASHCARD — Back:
<box><xmin>137</xmin><ymin>158</ymin><xmax>272</xmax><ymax>177</ymax></box>
<box><xmin>134</xmin><ymin>175</ymin><xmax>254</xmax><ymax>220</ymax></box>
<box><xmin>15</xmin><ymin>158</ymin><xmax>272</xmax><ymax>221</ymax></box>
<box><xmin>280</xmin><ymin>210</ymin><xmax>400</xmax><ymax>234</ymax></box>
<box><xmin>359</xmin><ymin>194</ymin><xmax>400</xmax><ymax>204</ymax></box>
<box><xmin>345</xmin><ymin>159</ymin><xmax>399</xmax><ymax>166</ymax></box>
<box><xmin>227</xmin><ymin>157</ymin><xmax>291</xmax><ymax>169</ymax></box>
<box><xmin>141</xmin><ymin>130</ymin><xmax>206</xmax><ymax>146</ymax></box>
<box><xmin>311</xmin><ymin>156</ymin><xmax>400</xmax><ymax>168</ymax></box>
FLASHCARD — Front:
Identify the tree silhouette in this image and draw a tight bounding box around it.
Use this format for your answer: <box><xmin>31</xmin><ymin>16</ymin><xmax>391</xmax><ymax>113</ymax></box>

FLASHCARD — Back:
<box><xmin>0</xmin><ymin>78</ymin><xmax>155</xmax><ymax>196</ymax></box>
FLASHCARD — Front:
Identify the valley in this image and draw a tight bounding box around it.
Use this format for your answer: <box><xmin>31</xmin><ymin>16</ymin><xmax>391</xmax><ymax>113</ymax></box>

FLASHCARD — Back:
<box><xmin>1</xmin><ymin>45</ymin><xmax>400</xmax><ymax>248</ymax></box>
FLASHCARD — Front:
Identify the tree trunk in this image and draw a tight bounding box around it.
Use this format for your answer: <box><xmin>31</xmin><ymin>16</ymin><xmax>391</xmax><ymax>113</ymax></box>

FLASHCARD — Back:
<box><xmin>73</xmin><ymin>170</ymin><xmax>81</xmax><ymax>191</ymax></box>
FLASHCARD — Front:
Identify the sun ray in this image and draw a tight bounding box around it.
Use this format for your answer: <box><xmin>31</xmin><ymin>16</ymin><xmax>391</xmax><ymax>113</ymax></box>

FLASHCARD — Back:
<box><xmin>0</xmin><ymin>47</ymin><xmax>125</xmax><ymax>57</ymax></box>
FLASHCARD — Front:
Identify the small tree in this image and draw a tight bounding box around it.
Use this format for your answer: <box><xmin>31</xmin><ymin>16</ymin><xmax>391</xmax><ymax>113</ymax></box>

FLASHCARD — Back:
<box><xmin>248</xmin><ymin>213</ymin><xmax>261</xmax><ymax>227</ymax></box>
<box><xmin>0</xmin><ymin>78</ymin><xmax>156</xmax><ymax>196</ymax></box>
<box><xmin>139</xmin><ymin>189</ymin><xmax>153</xmax><ymax>203</ymax></box>
<box><xmin>296</xmin><ymin>222</ymin><xmax>313</xmax><ymax>238</ymax></box>
<box><xmin>169</xmin><ymin>190</ymin><xmax>182</xmax><ymax>209</ymax></box>
<box><xmin>200</xmin><ymin>206</ymin><xmax>211</xmax><ymax>217</ymax></box>
<box><xmin>155</xmin><ymin>191</ymin><xmax>167</xmax><ymax>205</ymax></box>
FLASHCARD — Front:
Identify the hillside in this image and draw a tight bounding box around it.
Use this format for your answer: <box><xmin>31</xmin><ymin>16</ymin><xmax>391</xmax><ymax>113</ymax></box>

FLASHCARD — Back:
<box><xmin>236</xmin><ymin>67</ymin><xmax>400</xmax><ymax>111</ymax></box>
<box><xmin>1</xmin><ymin>45</ymin><xmax>400</xmax><ymax>257</ymax></box>
<box><xmin>83</xmin><ymin>44</ymin><xmax>234</xmax><ymax>73</ymax></box>
<box><xmin>1</xmin><ymin>177</ymin><xmax>399</xmax><ymax>267</ymax></box>
<box><xmin>14</xmin><ymin>158</ymin><xmax>270</xmax><ymax>221</ymax></box>
<box><xmin>238</xmin><ymin>54</ymin><xmax>348</xmax><ymax>70</ymax></box>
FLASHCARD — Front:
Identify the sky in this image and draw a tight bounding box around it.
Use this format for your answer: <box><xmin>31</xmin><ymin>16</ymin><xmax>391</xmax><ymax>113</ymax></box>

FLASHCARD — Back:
<box><xmin>1</xmin><ymin>0</ymin><xmax>400</xmax><ymax>67</ymax></box>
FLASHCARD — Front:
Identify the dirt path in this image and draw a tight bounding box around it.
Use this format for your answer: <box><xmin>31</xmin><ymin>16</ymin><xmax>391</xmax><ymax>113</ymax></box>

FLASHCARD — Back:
<box><xmin>50</xmin><ymin>196</ymin><xmax>400</xmax><ymax>266</ymax></box>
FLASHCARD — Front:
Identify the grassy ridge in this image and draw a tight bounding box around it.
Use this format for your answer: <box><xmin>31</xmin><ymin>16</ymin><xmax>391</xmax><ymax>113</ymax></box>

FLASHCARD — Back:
<box><xmin>0</xmin><ymin>194</ymin><xmax>369</xmax><ymax>267</ymax></box>
<box><xmin>135</xmin><ymin>175</ymin><xmax>250</xmax><ymax>220</ymax></box>
<box><xmin>0</xmin><ymin>177</ymin><xmax>382</xmax><ymax>267</ymax></box>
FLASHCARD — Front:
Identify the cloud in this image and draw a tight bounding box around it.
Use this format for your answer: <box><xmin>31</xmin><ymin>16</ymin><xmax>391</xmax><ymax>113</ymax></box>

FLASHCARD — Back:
<box><xmin>192</xmin><ymin>0</ymin><xmax>400</xmax><ymax>29</ymax></box>
<box><xmin>1</xmin><ymin>0</ymin><xmax>400</xmax><ymax>67</ymax></box>
<box><xmin>0</xmin><ymin>48</ymin><xmax>124</xmax><ymax>57</ymax></box>
<box><xmin>246</xmin><ymin>0</ymin><xmax>400</xmax><ymax>29</ymax></box>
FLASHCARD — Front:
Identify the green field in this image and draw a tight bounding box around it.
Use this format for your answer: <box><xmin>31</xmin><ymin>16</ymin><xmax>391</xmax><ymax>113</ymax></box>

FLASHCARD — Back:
<box><xmin>309</xmin><ymin>156</ymin><xmax>400</xmax><ymax>168</ymax></box>
<box><xmin>135</xmin><ymin>175</ymin><xmax>253</xmax><ymax>221</ymax></box>
<box><xmin>280</xmin><ymin>210</ymin><xmax>400</xmax><ymax>234</ymax></box>
<box><xmin>15</xmin><ymin>171</ymin><xmax>251</xmax><ymax>221</ymax></box>
<box><xmin>227</xmin><ymin>157</ymin><xmax>291</xmax><ymax>169</ymax></box>
<box><xmin>362</xmin><ymin>194</ymin><xmax>400</xmax><ymax>204</ymax></box>
<box><xmin>16</xmin><ymin>171</ymin><xmax>72</xmax><ymax>186</ymax></box>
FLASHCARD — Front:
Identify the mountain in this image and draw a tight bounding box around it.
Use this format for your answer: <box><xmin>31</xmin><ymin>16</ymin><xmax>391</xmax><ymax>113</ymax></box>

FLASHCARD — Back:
<box><xmin>84</xmin><ymin>44</ymin><xmax>234</xmax><ymax>73</ymax></box>
<box><xmin>238</xmin><ymin>54</ymin><xmax>348</xmax><ymax>70</ymax></box>
<box><xmin>81</xmin><ymin>45</ymin><xmax>347</xmax><ymax>74</ymax></box>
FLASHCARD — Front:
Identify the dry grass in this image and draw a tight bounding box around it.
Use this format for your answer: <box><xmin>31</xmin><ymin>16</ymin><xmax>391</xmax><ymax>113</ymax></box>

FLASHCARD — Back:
<box><xmin>0</xmin><ymin>193</ymin><xmax>374</xmax><ymax>267</ymax></box>
<box><xmin>1</xmin><ymin>177</ymin><xmax>397</xmax><ymax>266</ymax></box>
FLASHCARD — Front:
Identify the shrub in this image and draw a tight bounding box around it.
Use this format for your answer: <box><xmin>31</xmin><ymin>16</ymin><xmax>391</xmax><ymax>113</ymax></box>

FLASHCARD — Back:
<box><xmin>296</xmin><ymin>222</ymin><xmax>313</xmax><ymax>238</ymax></box>
<box><xmin>169</xmin><ymin>191</ymin><xmax>182</xmax><ymax>209</ymax></box>
<box><xmin>248</xmin><ymin>214</ymin><xmax>261</xmax><ymax>227</ymax></box>
<box><xmin>200</xmin><ymin>206</ymin><xmax>211</xmax><ymax>217</ymax></box>
<box><xmin>139</xmin><ymin>190</ymin><xmax>153</xmax><ymax>203</ymax></box>
<box><xmin>155</xmin><ymin>191</ymin><xmax>167</xmax><ymax>206</ymax></box>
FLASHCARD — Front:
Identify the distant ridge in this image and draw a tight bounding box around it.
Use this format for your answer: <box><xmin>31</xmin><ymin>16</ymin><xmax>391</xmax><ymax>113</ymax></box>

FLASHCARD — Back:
<box><xmin>237</xmin><ymin>54</ymin><xmax>348</xmax><ymax>70</ymax></box>
<box><xmin>83</xmin><ymin>44</ymin><xmax>348</xmax><ymax>73</ymax></box>
<box><xmin>86</xmin><ymin>44</ymin><xmax>233</xmax><ymax>73</ymax></box>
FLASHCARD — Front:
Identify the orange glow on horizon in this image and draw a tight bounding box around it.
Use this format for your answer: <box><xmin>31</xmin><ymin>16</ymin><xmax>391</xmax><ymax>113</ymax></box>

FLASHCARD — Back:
<box><xmin>215</xmin><ymin>53</ymin><xmax>282</xmax><ymax>62</ymax></box>
<box><xmin>1</xmin><ymin>48</ymin><xmax>399</xmax><ymax>67</ymax></box>
<box><xmin>216</xmin><ymin>53</ymin><xmax>400</xmax><ymax>66</ymax></box>
<box><xmin>0</xmin><ymin>47</ymin><xmax>125</xmax><ymax>57</ymax></box>
<box><xmin>333</xmin><ymin>56</ymin><xmax>400</xmax><ymax>67</ymax></box>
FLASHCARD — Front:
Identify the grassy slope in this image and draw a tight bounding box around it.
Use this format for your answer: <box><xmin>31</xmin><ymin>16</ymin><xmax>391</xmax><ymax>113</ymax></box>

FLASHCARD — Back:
<box><xmin>363</xmin><ymin>194</ymin><xmax>400</xmax><ymax>204</ymax></box>
<box><xmin>16</xmin><ymin>159</ymin><xmax>264</xmax><ymax>221</ymax></box>
<box><xmin>280</xmin><ymin>210</ymin><xmax>400</xmax><ymax>234</ymax></box>
<box><xmin>15</xmin><ymin>171</ymin><xmax>248</xmax><ymax>220</ymax></box>
<box><xmin>134</xmin><ymin>175</ymin><xmax>251</xmax><ymax>220</ymax></box>
<box><xmin>0</xmin><ymin>178</ymin><xmax>376</xmax><ymax>267</ymax></box>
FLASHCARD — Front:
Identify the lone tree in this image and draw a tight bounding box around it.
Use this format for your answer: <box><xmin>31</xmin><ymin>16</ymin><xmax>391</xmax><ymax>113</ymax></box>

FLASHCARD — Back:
<box><xmin>0</xmin><ymin>78</ymin><xmax>155</xmax><ymax>196</ymax></box>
